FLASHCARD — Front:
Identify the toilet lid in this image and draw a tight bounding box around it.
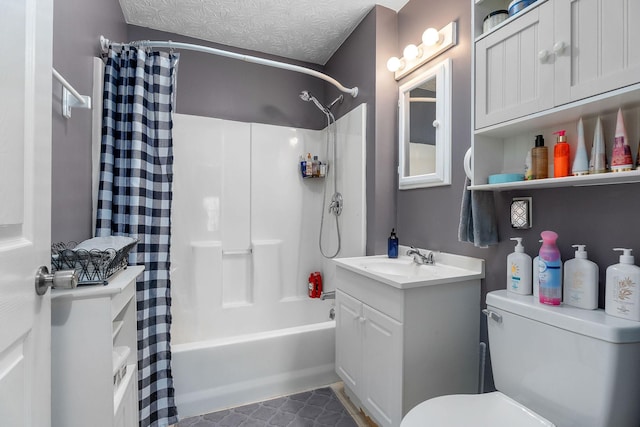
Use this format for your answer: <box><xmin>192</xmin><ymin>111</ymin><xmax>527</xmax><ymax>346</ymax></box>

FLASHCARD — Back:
<box><xmin>400</xmin><ymin>392</ymin><xmax>555</xmax><ymax>427</ymax></box>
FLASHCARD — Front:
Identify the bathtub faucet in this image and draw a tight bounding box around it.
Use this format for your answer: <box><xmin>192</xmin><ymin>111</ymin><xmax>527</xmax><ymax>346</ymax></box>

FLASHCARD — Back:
<box><xmin>320</xmin><ymin>291</ymin><xmax>335</xmax><ymax>300</ymax></box>
<box><xmin>406</xmin><ymin>247</ymin><xmax>435</xmax><ymax>265</ymax></box>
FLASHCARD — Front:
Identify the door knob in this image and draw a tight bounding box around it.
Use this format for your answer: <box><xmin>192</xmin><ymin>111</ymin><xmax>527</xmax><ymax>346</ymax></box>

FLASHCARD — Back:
<box><xmin>35</xmin><ymin>266</ymin><xmax>78</xmax><ymax>296</ymax></box>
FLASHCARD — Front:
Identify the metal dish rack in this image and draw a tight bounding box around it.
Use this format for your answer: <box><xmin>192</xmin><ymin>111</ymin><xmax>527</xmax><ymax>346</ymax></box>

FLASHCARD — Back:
<box><xmin>51</xmin><ymin>239</ymin><xmax>137</xmax><ymax>285</ymax></box>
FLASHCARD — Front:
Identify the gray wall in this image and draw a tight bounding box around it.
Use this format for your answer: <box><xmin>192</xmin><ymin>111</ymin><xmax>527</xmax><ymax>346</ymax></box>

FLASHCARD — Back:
<box><xmin>394</xmin><ymin>0</ymin><xmax>640</xmax><ymax>391</ymax></box>
<box><xmin>127</xmin><ymin>26</ymin><xmax>327</xmax><ymax>130</ymax></box>
<box><xmin>325</xmin><ymin>6</ymin><xmax>399</xmax><ymax>256</ymax></box>
<box><xmin>52</xmin><ymin>0</ymin><xmax>127</xmax><ymax>243</ymax></box>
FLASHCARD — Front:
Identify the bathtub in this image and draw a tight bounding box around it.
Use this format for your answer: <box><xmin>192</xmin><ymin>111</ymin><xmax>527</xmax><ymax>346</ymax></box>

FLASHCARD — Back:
<box><xmin>172</xmin><ymin>320</ymin><xmax>339</xmax><ymax>419</ymax></box>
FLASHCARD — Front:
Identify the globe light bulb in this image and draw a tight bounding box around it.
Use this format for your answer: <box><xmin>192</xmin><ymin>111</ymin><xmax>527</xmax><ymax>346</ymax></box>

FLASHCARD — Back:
<box><xmin>387</xmin><ymin>56</ymin><xmax>403</xmax><ymax>72</ymax></box>
<box><xmin>422</xmin><ymin>28</ymin><xmax>441</xmax><ymax>46</ymax></box>
<box><xmin>403</xmin><ymin>44</ymin><xmax>420</xmax><ymax>60</ymax></box>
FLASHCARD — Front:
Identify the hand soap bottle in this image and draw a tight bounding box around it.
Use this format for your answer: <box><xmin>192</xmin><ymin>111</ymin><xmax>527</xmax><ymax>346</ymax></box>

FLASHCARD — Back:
<box><xmin>606</xmin><ymin>248</ymin><xmax>640</xmax><ymax>321</ymax></box>
<box><xmin>507</xmin><ymin>237</ymin><xmax>532</xmax><ymax>294</ymax></box>
<box><xmin>388</xmin><ymin>229</ymin><xmax>398</xmax><ymax>258</ymax></box>
<box><xmin>538</xmin><ymin>231</ymin><xmax>562</xmax><ymax>305</ymax></box>
<box><xmin>563</xmin><ymin>245</ymin><xmax>599</xmax><ymax>309</ymax></box>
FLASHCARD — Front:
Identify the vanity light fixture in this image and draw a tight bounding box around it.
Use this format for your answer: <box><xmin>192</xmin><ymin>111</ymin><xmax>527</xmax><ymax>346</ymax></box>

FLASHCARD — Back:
<box><xmin>387</xmin><ymin>21</ymin><xmax>457</xmax><ymax>80</ymax></box>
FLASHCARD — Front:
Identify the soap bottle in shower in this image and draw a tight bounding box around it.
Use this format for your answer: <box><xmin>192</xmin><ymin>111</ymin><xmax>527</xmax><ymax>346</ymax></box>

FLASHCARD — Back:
<box><xmin>388</xmin><ymin>229</ymin><xmax>398</xmax><ymax>258</ymax></box>
<box><xmin>312</xmin><ymin>155</ymin><xmax>319</xmax><ymax>177</ymax></box>
<box><xmin>305</xmin><ymin>153</ymin><xmax>313</xmax><ymax>177</ymax></box>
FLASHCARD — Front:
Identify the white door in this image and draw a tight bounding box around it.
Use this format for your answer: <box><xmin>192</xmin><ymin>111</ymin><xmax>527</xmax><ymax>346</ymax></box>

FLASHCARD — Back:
<box><xmin>0</xmin><ymin>0</ymin><xmax>53</xmax><ymax>426</ymax></box>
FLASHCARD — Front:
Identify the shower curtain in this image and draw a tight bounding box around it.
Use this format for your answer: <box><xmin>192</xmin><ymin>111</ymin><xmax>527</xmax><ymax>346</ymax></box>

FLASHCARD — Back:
<box><xmin>96</xmin><ymin>47</ymin><xmax>179</xmax><ymax>427</ymax></box>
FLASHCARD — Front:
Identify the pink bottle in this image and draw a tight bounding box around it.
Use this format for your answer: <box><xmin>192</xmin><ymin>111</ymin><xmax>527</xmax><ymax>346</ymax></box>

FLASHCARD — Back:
<box><xmin>538</xmin><ymin>231</ymin><xmax>562</xmax><ymax>305</ymax></box>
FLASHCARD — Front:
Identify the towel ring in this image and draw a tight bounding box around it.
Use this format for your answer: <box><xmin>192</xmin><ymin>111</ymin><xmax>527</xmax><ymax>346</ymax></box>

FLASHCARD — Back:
<box><xmin>463</xmin><ymin>147</ymin><xmax>473</xmax><ymax>180</ymax></box>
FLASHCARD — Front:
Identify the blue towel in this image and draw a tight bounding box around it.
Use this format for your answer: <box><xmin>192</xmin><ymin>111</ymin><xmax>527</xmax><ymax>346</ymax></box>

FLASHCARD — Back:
<box><xmin>458</xmin><ymin>177</ymin><xmax>498</xmax><ymax>248</ymax></box>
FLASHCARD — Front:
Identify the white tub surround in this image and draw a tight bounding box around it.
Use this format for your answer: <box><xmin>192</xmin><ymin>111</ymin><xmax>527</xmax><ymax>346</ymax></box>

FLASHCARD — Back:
<box><xmin>169</xmin><ymin>105</ymin><xmax>366</xmax><ymax>417</ymax></box>
<box><xmin>333</xmin><ymin>249</ymin><xmax>485</xmax><ymax>427</ymax></box>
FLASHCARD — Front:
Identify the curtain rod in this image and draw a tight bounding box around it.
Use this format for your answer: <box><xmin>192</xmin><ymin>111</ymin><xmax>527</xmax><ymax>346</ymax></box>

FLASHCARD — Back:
<box><xmin>100</xmin><ymin>36</ymin><xmax>358</xmax><ymax>98</ymax></box>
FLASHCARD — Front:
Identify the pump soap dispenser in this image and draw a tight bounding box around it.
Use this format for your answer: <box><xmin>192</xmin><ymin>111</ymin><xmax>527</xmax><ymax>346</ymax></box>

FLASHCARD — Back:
<box><xmin>606</xmin><ymin>248</ymin><xmax>640</xmax><ymax>321</ymax></box>
<box><xmin>507</xmin><ymin>238</ymin><xmax>532</xmax><ymax>295</ymax></box>
<box><xmin>388</xmin><ymin>229</ymin><xmax>399</xmax><ymax>258</ymax></box>
<box><xmin>564</xmin><ymin>245</ymin><xmax>598</xmax><ymax>309</ymax></box>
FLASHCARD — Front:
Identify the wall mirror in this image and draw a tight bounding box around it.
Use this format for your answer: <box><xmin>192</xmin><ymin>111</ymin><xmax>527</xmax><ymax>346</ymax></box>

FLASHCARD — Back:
<box><xmin>398</xmin><ymin>58</ymin><xmax>451</xmax><ymax>189</ymax></box>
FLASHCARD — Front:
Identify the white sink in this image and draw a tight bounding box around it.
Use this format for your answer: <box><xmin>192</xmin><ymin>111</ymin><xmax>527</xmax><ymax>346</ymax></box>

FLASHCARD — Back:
<box><xmin>333</xmin><ymin>246</ymin><xmax>484</xmax><ymax>289</ymax></box>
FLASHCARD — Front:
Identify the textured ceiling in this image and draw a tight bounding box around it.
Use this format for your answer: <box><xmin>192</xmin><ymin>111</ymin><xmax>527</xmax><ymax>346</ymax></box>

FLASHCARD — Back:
<box><xmin>118</xmin><ymin>0</ymin><xmax>410</xmax><ymax>65</ymax></box>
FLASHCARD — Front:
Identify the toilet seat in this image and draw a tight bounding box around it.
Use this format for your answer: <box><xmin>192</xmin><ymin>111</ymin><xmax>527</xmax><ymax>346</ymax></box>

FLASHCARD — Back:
<box><xmin>400</xmin><ymin>392</ymin><xmax>555</xmax><ymax>427</ymax></box>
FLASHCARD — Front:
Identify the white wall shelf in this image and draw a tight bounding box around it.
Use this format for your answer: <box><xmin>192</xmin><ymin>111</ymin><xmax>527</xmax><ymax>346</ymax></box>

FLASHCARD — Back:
<box><xmin>469</xmin><ymin>170</ymin><xmax>640</xmax><ymax>191</ymax></box>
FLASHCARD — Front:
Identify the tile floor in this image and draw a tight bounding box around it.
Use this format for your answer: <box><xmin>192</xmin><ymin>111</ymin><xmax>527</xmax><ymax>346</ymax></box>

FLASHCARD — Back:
<box><xmin>178</xmin><ymin>386</ymin><xmax>361</xmax><ymax>427</ymax></box>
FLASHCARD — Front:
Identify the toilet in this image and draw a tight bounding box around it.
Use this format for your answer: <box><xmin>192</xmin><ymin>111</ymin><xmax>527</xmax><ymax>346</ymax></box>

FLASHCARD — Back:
<box><xmin>401</xmin><ymin>290</ymin><xmax>640</xmax><ymax>427</ymax></box>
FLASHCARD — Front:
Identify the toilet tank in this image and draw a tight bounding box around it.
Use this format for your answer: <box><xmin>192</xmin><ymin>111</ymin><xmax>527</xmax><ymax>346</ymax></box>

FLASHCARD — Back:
<box><xmin>486</xmin><ymin>290</ymin><xmax>640</xmax><ymax>427</ymax></box>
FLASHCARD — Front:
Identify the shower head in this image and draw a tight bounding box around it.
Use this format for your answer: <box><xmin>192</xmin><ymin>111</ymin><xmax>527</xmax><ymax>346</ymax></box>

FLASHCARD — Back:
<box><xmin>299</xmin><ymin>90</ymin><xmax>329</xmax><ymax>115</ymax></box>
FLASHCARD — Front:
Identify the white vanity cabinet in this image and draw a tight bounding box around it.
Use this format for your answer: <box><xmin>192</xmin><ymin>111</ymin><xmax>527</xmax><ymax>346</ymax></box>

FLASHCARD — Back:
<box><xmin>471</xmin><ymin>0</ymin><xmax>640</xmax><ymax>189</ymax></box>
<box><xmin>51</xmin><ymin>266</ymin><xmax>143</xmax><ymax>427</ymax></box>
<box><xmin>334</xmin><ymin>257</ymin><xmax>482</xmax><ymax>427</ymax></box>
<box><xmin>336</xmin><ymin>289</ymin><xmax>403</xmax><ymax>427</ymax></box>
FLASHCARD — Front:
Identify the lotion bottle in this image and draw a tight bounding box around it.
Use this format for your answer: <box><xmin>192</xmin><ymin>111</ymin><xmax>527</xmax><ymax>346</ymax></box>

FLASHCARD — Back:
<box><xmin>563</xmin><ymin>245</ymin><xmax>599</xmax><ymax>309</ymax></box>
<box><xmin>553</xmin><ymin>130</ymin><xmax>570</xmax><ymax>177</ymax></box>
<box><xmin>606</xmin><ymin>248</ymin><xmax>640</xmax><ymax>321</ymax></box>
<box><xmin>387</xmin><ymin>229</ymin><xmax>398</xmax><ymax>258</ymax></box>
<box><xmin>507</xmin><ymin>237</ymin><xmax>532</xmax><ymax>295</ymax></box>
<box><xmin>538</xmin><ymin>231</ymin><xmax>562</xmax><ymax>305</ymax></box>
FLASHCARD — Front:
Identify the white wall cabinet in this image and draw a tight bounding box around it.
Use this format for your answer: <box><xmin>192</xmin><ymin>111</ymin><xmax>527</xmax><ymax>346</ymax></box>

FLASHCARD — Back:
<box><xmin>334</xmin><ymin>265</ymin><xmax>480</xmax><ymax>427</ymax></box>
<box><xmin>51</xmin><ymin>266</ymin><xmax>143</xmax><ymax>427</ymax></box>
<box><xmin>472</xmin><ymin>0</ymin><xmax>640</xmax><ymax>190</ymax></box>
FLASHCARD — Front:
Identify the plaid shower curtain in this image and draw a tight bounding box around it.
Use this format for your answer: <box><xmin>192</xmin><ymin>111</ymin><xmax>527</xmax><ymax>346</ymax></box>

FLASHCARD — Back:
<box><xmin>96</xmin><ymin>47</ymin><xmax>179</xmax><ymax>427</ymax></box>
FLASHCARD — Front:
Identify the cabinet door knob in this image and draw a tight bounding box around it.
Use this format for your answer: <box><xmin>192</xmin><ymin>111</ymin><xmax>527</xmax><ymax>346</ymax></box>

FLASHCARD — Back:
<box><xmin>553</xmin><ymin>41</ymin><xmax>566</xmax><ymax>55</ymax></box>
<box><xmin>358</xmin><ymin>316</ymin><xmax>366</xmax><ymax>324</ymax></box>
<box><xmin>432</xmin><ymin>120</ymin><xmax>440</xmax><ymax>128</ymax></box>
<box><xmin>538</xmin><ymin>49</ymin><xmax>550</xmax><ymax>62</ymax></box>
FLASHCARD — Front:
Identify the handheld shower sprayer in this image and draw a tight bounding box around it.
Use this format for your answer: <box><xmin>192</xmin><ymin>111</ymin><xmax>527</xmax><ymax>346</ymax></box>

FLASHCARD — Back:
<box><xmin>299</xmin><ymin>90</ymin><xmax>329</xmax><ymax>114</ymax></box>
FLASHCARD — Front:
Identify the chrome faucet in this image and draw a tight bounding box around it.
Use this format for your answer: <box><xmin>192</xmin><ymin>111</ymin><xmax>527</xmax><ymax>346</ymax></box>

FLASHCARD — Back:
<box><xmin>320</xmin><ymin>290</ymin><xmax>336</xmax><ymax>300</ymax></box>
<box><xmin>406</xmin><ymin>247</ymin><xmax>435</xmax><ymax>265</ymax></box>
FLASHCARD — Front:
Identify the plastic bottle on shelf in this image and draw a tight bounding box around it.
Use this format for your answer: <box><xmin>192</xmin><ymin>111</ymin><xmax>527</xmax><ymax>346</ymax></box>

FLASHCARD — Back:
<box><xmin>312</xmin><ymin>155</ymin><xmax>319</xmax><ymax>177</ymax></box>
<box><xmin>563</xmin><ymin>245</ymin><xmax>599</xmax><ymax>309</ymax></box>
<box><xmin>538</xmin><ymin>230</ymin><xmax>562</xmax><ymax>305</ymax></box>
<box><xmin>300</xmin><ymin>155</ymin><xmax>307</xmax><ymax>178</ymax></box>
<box><xmin>572</xmin><ymin>118</ymin><xmax>589</xmax><ymax>176</ymax></box>
<box><xmin>531</xmin><ymin>134</ymin><xmax>548</xmax><ymax>179</ymax></box>
<box><xmin>507</xmin><ymin>237</ymin><xmax>532</xmax><ymax>295</ymax></box>
<box><xmin>606</xmin><ymin>248</ymin><xmax>640</xmax><ymax>321</ymax></box>
<box><xmin>553</xmin><ymin>130</ymin><xmax>570</xmax><ymax>177</ymax></box>
<box><xmin>610</xmin><ymin>108</ymin><xmax>634</xmax><ymax>172</ymax></box>
<box><xmin>589</xmin><ymin>117</ymin><xmax>607</xmax><ymax>174</ymax></box>
<box><xmin>305</xmin><ymin>153</ymin><xmax>313</xmax><ymax>177</ymax></box>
